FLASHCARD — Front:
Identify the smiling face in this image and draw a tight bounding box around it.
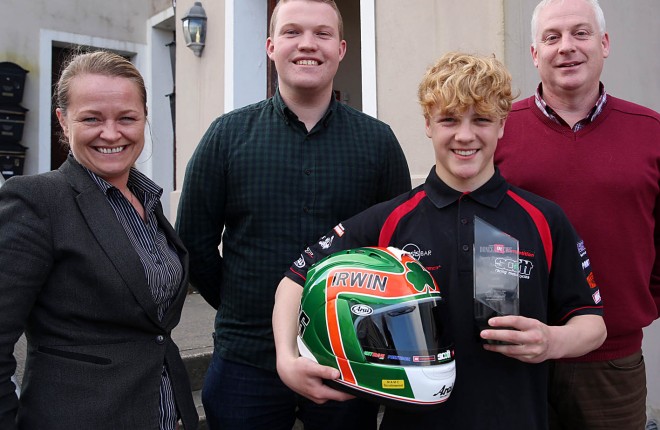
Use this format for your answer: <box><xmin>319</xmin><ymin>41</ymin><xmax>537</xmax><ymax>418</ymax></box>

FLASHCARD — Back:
<box><xmin>266</xmin><ymin>0</ymin><xmax>346</xmax><ymax>99</ymax></box>
<box><xmin>56</xmin><ymin>74</ymin><xmax>146</xmax><ymax>188</ymax></box>
<box><xmin>425</xmin><ymin>106</ymin><xmax>505</xmax><ymax>192</ymax></box>
<box><xmin>418</xmin><ymin>53</ymin><xmax>512</xmax><ymax>192</ymax></box>
<box><xmin>532</xmin><ymin>0</ymin><xmax>609</xmax><ymax>100</ymax></box>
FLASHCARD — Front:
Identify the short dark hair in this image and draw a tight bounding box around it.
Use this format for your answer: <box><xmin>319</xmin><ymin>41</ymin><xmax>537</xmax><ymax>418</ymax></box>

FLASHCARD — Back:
<box><xmin>269</xmin><ymin>0</ymin><xmax>344</xmax><ymax>40</ymax></box>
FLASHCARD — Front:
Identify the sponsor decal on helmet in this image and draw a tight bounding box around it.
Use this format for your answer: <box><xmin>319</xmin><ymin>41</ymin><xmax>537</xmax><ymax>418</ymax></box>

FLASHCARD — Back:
<box><xmin>413</xmin><ymin>355</ymin><xmax>436</xmax><ymax>363</ymax></box>
<box><xmin>333</xmin><ymin>223</ymin><xmax>345</xmax><ymax>237</ymax></box>
<box><xmin>582</xmin><ymin>258</ymin><xmax>591</xmax><ymax>270</ymax></box>
<box><xmin>350</xmin><ymin>304</ymin><xmax>373</xmax><ymax>316</ymax></box>
<box><xmin>405</xmin><ymin>261</ymin><xmax>439</xmax><ymax>293</ymax></box>
<box><xmin>331</xmin><ymin>271</ymin><xmax>389</xmax><ymax>292</ymax></box>
<box><xmin>382</xmin><ymin>380</ymin><xmax>406</xmax><ymax>389</ymax></box>
<box><xmin>298</xmin><ymin>310</ymin><xmax>310</xmax><ymax>336</ymax></box>
<box><xmin>364</xmin><ymin>351</ymin><xmax>386</xmax><ymax>360</ymax></box>
<box><xmin>434</xmin><ymin>384</ymin><xmax>453</xmax><ymax>398</ymax></box>
<box><xmin>436</xmin><ymin>349</ymin><xmax>453</xmax><ymax>363</ymax></box>
<box><xmin>305</xmin><ymin>247</ymin><xmax>314</xmax><ymax>258</ymax></box>
<box><xmin>387</xmin><ymin>355</ymin><xmax>412</xmax><ymax>362</ymax></box>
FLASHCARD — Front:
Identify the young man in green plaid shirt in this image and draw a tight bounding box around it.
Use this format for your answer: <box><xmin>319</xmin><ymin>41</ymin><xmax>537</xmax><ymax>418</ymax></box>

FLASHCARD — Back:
<box><xmin>176</xmin><ymin>1</ymin><xmax>411</xmax><ymax>429</ymax></box>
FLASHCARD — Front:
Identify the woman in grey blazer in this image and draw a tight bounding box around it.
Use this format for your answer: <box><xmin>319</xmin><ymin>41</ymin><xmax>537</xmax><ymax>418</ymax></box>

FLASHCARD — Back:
<box><xmin>0</xmin><ymin>51</ymin><xmax>197</xmax><ymax>429</ymax></box>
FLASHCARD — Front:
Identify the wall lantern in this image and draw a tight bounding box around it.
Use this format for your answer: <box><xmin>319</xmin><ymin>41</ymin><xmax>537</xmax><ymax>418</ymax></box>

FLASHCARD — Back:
<box><xmin>181</xmin><ymin>2</ymin><xmax>207</xmax><ymax>57</ymax></box>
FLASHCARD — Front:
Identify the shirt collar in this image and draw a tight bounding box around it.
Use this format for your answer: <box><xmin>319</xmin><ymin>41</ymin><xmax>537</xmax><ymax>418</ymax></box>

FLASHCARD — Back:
<box><xmin>424</xmin><ymin>167</ymin><xmax>508</xmax><ymax>209</ymax></box>
<box><xmin>534</xmin><ymin>82</ymin><xmax>607</xmax><ymax>131</ymax></box>
<box><xmin>272</xmin><ymin>87</ymin><xmax>337</xmax><ymax>130</ymax></box>
<box><xmin>79</xmin><ymin>158</ymin><xmax>162</xmax><ymax>200</ymax></box>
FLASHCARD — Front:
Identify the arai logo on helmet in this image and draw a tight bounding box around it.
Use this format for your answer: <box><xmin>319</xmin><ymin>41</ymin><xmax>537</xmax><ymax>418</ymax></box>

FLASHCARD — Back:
<box><xmin>350</xmin><ymin>304</ymin><xmax>373</xmax><ymax>316</ymax></box>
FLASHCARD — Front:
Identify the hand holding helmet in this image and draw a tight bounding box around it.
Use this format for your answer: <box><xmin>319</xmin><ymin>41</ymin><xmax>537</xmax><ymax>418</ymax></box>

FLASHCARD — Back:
<box><xmin>275</xmin><ymin>348</ymin><xmax>354</xmax><ymax>404</ymax></box>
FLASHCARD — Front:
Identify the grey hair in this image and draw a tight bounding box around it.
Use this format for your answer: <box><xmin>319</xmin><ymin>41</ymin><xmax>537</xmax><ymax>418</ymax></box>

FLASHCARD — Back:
<box><xmin>531</xmin><ymin>0</ymin><xmax>606</xmax><ymax>48</ymax></box>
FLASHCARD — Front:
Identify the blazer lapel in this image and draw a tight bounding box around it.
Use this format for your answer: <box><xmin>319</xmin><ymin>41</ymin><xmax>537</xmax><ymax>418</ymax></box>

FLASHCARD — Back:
<box><xmin>59</xmin><ymin>158</ymin><xmax>162</xmax><ymax>327</ymax></box>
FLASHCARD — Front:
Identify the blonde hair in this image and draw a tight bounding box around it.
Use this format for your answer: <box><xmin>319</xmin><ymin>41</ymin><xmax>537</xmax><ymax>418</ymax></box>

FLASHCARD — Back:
<box><xmin>418</xmin><ymin>52</ymin><xmax>514</xmax><ymax>120</ymax></box>
<box><xmin>56</xmin><ymin>50</ymin><xmax>147</xmax><ymax>117</ymax></box>
<box><xmin>269</xmin><ymin>0</ymin><xmax>343</xmax><ymax>40</ymax></box>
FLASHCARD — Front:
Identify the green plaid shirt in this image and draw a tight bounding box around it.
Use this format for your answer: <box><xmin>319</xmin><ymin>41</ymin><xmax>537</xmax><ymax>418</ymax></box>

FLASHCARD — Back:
<box><xmin>176</xmin><ymin>89</ymin><xmax>411</xmax><ymax>371</ymax></box>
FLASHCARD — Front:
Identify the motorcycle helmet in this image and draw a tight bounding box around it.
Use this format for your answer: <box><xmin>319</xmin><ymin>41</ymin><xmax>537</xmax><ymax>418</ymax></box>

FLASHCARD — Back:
<box><xmin>298</xmin><ymin>247</ymin><xmax>455</xmax><ymax>409</ymax></box>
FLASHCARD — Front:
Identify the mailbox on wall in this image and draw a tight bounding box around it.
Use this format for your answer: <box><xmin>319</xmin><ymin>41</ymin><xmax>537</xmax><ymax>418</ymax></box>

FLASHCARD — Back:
<box><xmin>0</xmin><ymin>104</ymin><xmax>28</xmax><ymax>143</ymax></box>
<box><xmin>0</xmin><ymin>61</ymin><xmax>29</xmax><ymax>179</ymax></box>
<box><xmin>0</xmin><ymin>62</ymin><xmax>29</xmax><ymax>104</ymax></box>
<box><xmin>0</xmin><ymin>143</ymin><xmax>27</xmax><ymax>178</ymax></box>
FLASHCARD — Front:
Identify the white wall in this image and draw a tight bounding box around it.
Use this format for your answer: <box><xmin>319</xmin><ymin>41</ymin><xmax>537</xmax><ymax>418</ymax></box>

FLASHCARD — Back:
<box><xmin>145</xmin><ymin>8</ymin><xmax>177</xmax><ymax>218</ymax></box>
<box><xmin>225</xmin><ymin>0</ymin><xmax>268</xmax><ymax>112</ymax></box>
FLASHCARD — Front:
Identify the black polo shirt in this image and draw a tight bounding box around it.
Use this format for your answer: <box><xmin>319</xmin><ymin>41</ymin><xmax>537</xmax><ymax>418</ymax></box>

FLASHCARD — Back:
<box><xmin>287</xmin><ymin>167</ymin><xmax>603</xmax><ymax>430</ymax></box>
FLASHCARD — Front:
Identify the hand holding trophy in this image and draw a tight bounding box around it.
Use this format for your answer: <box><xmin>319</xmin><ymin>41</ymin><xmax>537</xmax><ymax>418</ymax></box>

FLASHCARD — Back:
<box><xmin>473</xmin><ymin>216</ymin><xmax>520</xmax><ymax>345</ymax></box>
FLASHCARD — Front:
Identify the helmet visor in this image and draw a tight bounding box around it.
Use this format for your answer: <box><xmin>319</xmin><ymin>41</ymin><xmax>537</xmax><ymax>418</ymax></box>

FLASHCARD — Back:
<box><xmin>353</xmin><ymin>297</ymin><xmax>453</xmax><ymax>366</ymax></box>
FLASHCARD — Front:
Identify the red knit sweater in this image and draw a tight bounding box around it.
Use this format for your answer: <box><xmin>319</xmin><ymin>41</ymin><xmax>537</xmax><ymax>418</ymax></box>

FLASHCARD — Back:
<box><xmin>495</xmin><ymin>95</ymin><xmax>660</xmax><ymax>361</ymax></box>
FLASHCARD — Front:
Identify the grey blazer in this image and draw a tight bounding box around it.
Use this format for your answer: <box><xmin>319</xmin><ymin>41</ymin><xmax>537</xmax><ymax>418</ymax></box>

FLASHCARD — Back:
<box><xmin>0</xmin><ymin>157</ymin><xmax>198</xmax><ymax>429</ymax></box>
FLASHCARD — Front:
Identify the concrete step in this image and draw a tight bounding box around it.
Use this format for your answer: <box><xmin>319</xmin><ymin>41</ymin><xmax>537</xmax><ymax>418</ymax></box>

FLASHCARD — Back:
<box><xmin>172</xmin><ymin>290</ymin><xmax>216</xmax><ymax>429</ymax></box>
<box><xmin>182</xmin><ymin>349</ymin><xmax>212</xmax><ymax>392</ymax></box>
<box><xmin>192</xmin><ymin>389</ymin><xmax>208</xmax><ymax>430</ymax></box>
<box><xmin>173</xmin><ymin>291</ymin><xmax>215</xmax><ymax>390</ymax></box>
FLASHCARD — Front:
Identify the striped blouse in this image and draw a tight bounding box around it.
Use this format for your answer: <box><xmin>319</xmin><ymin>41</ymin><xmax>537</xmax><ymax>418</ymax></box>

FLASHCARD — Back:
<box><xmin>85</xmin><ymin>166</ymin><xmax>182</xmax><ymax>430</ymax></box>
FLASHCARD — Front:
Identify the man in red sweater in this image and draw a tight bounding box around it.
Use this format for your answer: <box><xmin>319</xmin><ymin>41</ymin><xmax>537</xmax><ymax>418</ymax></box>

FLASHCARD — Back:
<box><xmin>495</xmin><ymin>0</ymin><xmax>660</xmax><ymax>429</ymax></box>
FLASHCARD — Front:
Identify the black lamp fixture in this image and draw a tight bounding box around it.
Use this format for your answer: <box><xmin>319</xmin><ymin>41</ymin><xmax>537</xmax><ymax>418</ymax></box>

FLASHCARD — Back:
<box><xmin>181</xmin><ymin>1</ymin><xmax>207</xmax><ymax>57</ymax></box>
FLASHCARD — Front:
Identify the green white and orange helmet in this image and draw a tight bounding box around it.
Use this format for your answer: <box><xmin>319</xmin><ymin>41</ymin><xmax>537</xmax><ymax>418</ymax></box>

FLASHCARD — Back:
<box><xmin>298</xmin><ymin>247</ymin><xmax>456</xmax><ymax>409</ymax></box>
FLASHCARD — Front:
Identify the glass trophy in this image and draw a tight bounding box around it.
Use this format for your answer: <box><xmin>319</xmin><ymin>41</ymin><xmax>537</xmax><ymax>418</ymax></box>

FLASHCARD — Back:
<box><xmin>473</xmin><ymin>216</ymin><xmax>519</xmax><ymax>344</ymax></box>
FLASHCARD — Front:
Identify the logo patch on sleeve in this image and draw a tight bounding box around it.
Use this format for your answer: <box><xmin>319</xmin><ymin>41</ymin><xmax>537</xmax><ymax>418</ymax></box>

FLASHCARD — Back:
<box><xmin>592</xmin><ymin>290</ymin><xmax>601</xmax><ymax>304</ymax></box>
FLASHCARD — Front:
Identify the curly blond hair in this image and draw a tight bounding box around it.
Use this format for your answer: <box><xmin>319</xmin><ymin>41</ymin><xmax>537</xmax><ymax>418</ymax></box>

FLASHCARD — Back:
<box><xmin>418</xmin><ymin>52</ymin><xmax>514</xmax><ymax>120</ymax></box>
